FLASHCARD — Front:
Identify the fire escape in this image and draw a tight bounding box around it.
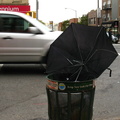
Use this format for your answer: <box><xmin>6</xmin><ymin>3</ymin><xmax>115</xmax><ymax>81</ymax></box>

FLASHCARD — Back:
<box><xmin>102</xmin><ymin>0</ymin><xmax>112</xmax><ymax>22</ymax></box>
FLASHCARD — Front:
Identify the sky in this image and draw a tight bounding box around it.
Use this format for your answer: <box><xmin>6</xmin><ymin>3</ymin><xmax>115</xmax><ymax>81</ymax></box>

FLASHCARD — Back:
<box><xmin>29</xmin><ymin>0</ymin><xmax>102</xmax><ymax>23</ymax></box>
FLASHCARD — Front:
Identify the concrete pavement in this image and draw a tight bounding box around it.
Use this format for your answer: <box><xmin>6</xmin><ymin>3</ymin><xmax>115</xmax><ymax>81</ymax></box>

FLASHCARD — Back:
<box><xmin>0</xmin><ymin>43</ymin><xmax>120</xmax><ymax>120</ymax></box>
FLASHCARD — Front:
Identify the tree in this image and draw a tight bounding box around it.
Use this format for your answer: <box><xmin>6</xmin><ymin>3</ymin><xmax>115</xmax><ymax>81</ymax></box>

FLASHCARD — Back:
<box><xmin>39</xmin><ymin>20</ymin><xmax>45</xmax><ymax>25</ymax></box>
<box><xmin>61</xmin><ymin>20</ymin><xmax>69</xmax><ymax>31</ymax></box>
<box><xmin>79</xmin><ymin>15</ymin><xmax>88</xmax><ymax>25</ymax></box>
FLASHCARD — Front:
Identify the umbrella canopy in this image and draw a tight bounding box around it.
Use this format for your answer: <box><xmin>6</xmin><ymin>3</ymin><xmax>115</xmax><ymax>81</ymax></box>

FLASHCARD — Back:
<box><xmin>46</xmin><ymin>23</ymin><xmax>118</xmax><ymax>81</ymax></box>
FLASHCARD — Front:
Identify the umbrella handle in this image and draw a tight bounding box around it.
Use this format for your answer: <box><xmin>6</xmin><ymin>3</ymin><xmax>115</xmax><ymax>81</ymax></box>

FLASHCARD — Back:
<box><xmin>107</xmin><ymin>68</ymin><xmax>112</xmax><ymax>77</ymax></box>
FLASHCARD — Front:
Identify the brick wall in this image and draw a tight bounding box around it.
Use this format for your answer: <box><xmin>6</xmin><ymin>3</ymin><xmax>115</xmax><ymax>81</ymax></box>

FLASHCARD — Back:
<box><xmin>69</xmin><ymin>18</ymin><xmax>78</xmax><ymax>24</ymax></box>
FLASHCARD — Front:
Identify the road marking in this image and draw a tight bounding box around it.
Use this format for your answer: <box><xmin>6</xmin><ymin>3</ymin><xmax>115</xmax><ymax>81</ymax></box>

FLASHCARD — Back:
<box><xmin>118</xmin><ymin>53</ymin><xmax>120</xmax><ymax>56</ymax></box>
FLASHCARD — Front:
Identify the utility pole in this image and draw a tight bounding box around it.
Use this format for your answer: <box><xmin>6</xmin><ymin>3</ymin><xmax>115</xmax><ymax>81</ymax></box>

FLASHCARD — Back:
<box><xmin>97</xmin><ymin>0</ymin><xmax>101</xmax><ymax>26</ymax></box>
<box><xmin>36</xmin><ymin>0</ymin><xmax>39</xmax><ymax>20</ymax></box>
<box><xmin>98</xmin><ymin>0</ymin><xmax>99</xmax><ymax>8</ymax></box>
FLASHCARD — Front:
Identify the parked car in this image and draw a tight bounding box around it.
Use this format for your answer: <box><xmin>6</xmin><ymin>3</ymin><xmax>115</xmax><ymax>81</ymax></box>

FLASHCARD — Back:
<box><xmin>106</xmin><ymin>32</ymin><xmax>119</xmax><ymax>44</ymax></box>
<box><xmin>0</xmin><ymin>11</ymin><xmax>62</xmax><ymax>64</ymax></box>
<box><xmin>111</xmin><ymin>34</ymin><xmax>119</xmax><ymax>43</ymax></box>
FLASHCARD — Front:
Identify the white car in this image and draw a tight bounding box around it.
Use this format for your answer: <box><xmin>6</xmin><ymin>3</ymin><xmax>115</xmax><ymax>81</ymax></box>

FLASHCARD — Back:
<box><xmin>106</xmin><ymin>32</ymin><xmax>119</xmax><ymax>43</ymax></box>
<box><xmin>0</xmin><ymin>11</ymin><xmax>62</xmax><ymax>64</ymax></box>
<box><xmin>111</xmin><ymin>34</ymin><xmax>119</xmax><ymax>43</ymax></box>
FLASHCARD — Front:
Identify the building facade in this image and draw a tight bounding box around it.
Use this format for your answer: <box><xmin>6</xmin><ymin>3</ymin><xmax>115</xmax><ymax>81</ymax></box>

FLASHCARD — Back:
<box><xmin>58</xmin><ymin>18</ymin><xmax>78</xmax><ymax>31</ymax></box>
<box><xmin>0</xmin><ymin>0</ymin><xmax>30</xmax><ymax>13</ymax></box>
<box><xmin>88</xmin><ymin>10</ymin><xmax>97</xmax><ymax>26</ymax></box>
<box><xmin>88</xmin><ymin>0</ymin><xmax>120</xmax><ymax>36</ymax></box>
<box><xmin>102</xmin><ymin>0</ymin><xmax>119</xmax><ymax>36</ymax></box>
<box><xmin>0</xmin><ymin>0</ymin><xmax>28</xmax><ymax>5</ymax></box>
<box><xmin>102</xmin><ymin>0</ymin><xmax>112</xmax><ymax>21</ymax></box>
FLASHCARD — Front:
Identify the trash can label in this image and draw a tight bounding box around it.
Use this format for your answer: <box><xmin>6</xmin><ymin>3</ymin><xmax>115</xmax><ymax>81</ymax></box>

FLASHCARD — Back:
<box><xmin>47</xmin><ymin>80</ymin><xmax>58</xmax><ymax>90</ymax></box>
<box><xmin>66</xmin><ymin>82</ymin><xmax>93</xmax><ymax>91</ymax></box>
<box><xmin>47</xmin><ymin>79</ymin><xmax>94</xmax><ymax>91</ymax></box>
<box><xmin>59</xmin><ymin>83</ymin><xmax>66</xmax><ymax>90</ymax></box>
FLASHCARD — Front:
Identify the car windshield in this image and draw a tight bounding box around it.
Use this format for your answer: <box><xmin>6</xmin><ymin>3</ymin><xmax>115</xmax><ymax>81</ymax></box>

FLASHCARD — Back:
<box><xmin>30</xmin><ymin>18</ymin><xmax>51</xmax><ymax>33</ymax></box>
<box><xmin>0</xmin><ymin>13</ymin><xmax>52</xmax><ymax>33</ymax></box>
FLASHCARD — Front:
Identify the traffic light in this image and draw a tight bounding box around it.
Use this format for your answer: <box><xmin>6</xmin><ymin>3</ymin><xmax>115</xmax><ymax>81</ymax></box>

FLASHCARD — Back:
<box><xmin>33</xmin><ymin>12</ymin><xmax>36</xmax><ymax>18</ymax></box>
<box><xmin>26</xmin><ymin>11</ymin><xmax>36</xmax><ymax>18</ymax></box>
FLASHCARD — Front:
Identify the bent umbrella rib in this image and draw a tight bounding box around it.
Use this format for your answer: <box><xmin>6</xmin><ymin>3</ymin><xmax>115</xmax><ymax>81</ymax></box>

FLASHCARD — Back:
<box><xmin>71</xmin><ymin>24</ymin><xmax>84</xmax><ymax>63</ymax></box>
<box><xmin>85</xmin><ymin>27</ymin><xmax>103</xmax><ymax>63</ymax></box>
<box><xmin>85</xmin><ymin>49</ymin><xmax>118</xmax><ymax>64</ymax></box>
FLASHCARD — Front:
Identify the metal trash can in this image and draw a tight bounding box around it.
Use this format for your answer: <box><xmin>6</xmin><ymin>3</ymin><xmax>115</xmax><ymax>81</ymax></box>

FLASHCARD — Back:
<box><xmin>46</xmin><ymin>74</ymin><xmax>95</xmax><ymax>120</ymax></box>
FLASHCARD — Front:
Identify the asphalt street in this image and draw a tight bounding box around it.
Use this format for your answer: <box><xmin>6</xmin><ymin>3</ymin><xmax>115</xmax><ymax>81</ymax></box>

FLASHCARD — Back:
<box><xmin>0</xmin><ymin>44</ymin><xmax>120</xmax><ymax>120</ymax></box>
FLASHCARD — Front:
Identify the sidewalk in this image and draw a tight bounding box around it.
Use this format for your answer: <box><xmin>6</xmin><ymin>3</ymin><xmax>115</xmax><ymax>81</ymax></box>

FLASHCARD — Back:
<box><xmin>94</xmin><ymin>117</ymin><xmax>120</xmax><ymax>120</ymax></box>
<box><xmin>30</xmin><ymin>117</ymin><xmax>120</xmax><ymax>120</ymax></box>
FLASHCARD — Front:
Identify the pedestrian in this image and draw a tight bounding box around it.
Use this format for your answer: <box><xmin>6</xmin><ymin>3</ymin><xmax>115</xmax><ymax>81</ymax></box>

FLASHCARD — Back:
<box><xmin>108</xmin><ymin>28</ymin><xmax>112</xmax><ymax>41</ymax></box>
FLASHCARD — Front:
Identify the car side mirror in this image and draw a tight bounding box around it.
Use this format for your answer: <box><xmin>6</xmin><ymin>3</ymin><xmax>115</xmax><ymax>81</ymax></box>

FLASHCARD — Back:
<box><xmin>27</xmin><ymin>27</ymin><xmax>43</xmax><ymax>34</ymax></box>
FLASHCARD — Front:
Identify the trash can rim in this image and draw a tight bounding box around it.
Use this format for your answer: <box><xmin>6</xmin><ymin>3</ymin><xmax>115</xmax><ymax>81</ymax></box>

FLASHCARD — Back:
<box><xmin>46</xmin><ymin>74</ymin><xmax>96</xmax><ymax>91</ymax></box>
<box><xmin>47</xmin><ymin>73</ymin><xmax>96</xmax><ymax>83</ymax></box>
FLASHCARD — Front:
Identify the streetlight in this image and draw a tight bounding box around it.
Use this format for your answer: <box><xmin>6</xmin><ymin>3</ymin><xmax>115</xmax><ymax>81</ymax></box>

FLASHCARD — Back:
<box><xmin>65</xmin><ymin>8</ymin><xmax>77</xmax><ymax>18</ymax></box>
<box><xmin>36</xmin><ymin>0</ymin><xmax>39</xmax><ymax>20</ymax></box>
